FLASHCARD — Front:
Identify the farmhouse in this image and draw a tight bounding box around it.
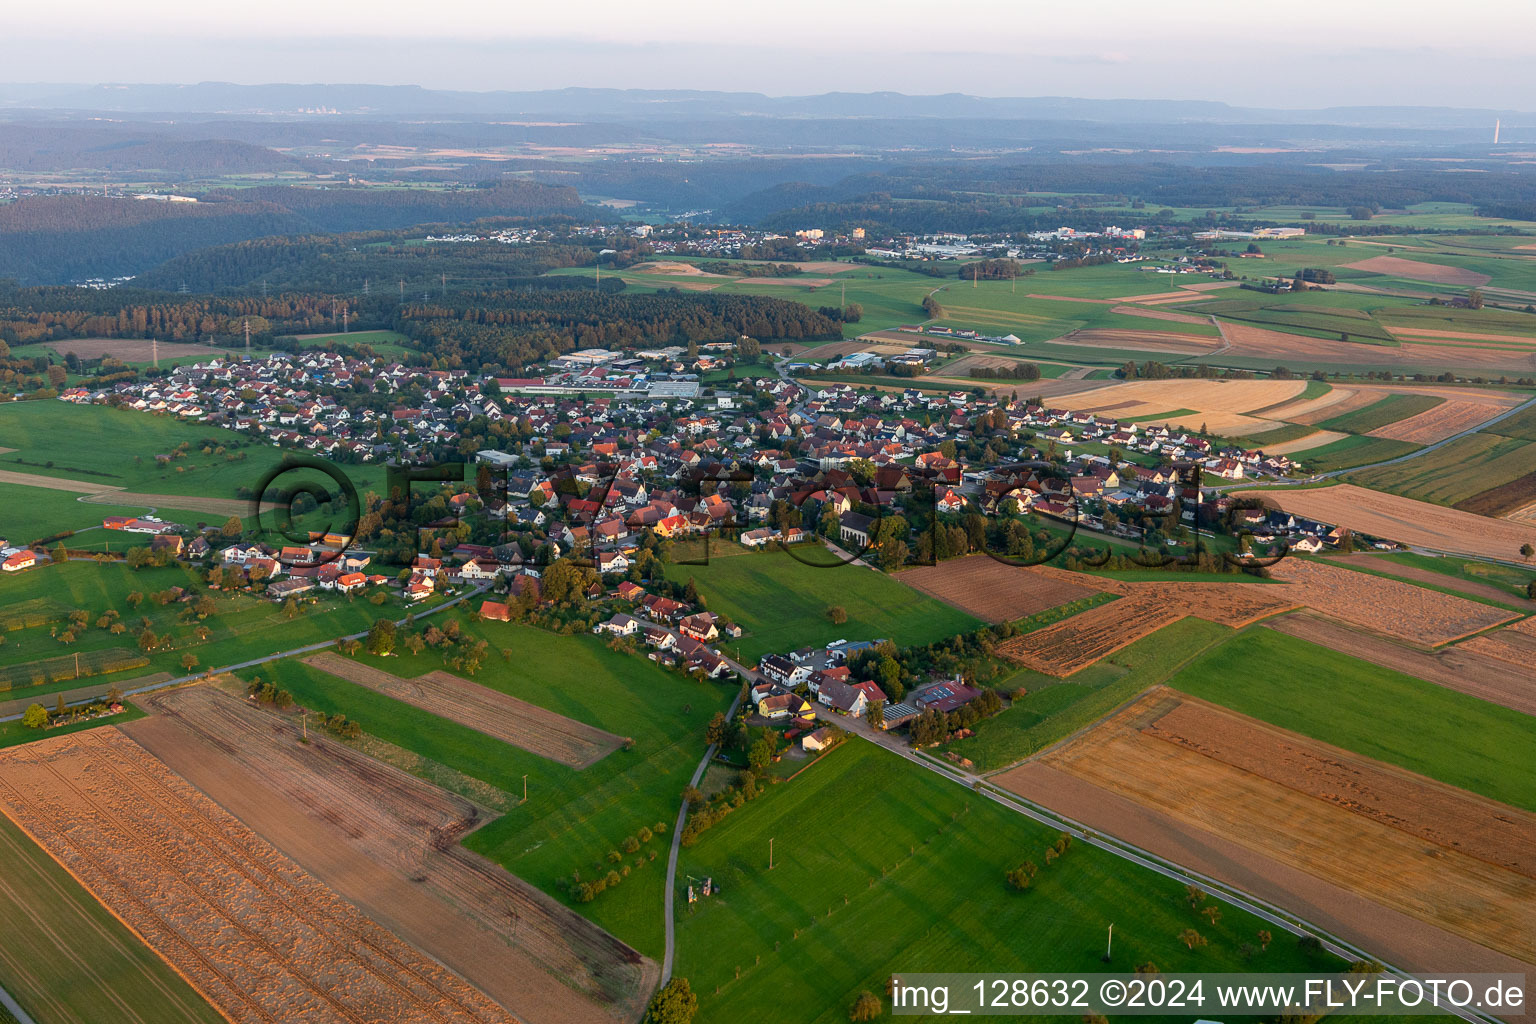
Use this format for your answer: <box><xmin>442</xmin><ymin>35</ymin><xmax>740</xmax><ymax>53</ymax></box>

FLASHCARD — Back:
<box><xmin>756</xmin><ymin>692</ymin><xmax>813</xmax><ymax>720</ymax></box>
<box><xmin>802</xmin><ymin>727</ymin><xmax>837</xmax><ymax>752</ymax></box>
<box><xmin>2</xmin><ymin>551</ymin><xmax>37</xmax><ymax>572</ymax></box>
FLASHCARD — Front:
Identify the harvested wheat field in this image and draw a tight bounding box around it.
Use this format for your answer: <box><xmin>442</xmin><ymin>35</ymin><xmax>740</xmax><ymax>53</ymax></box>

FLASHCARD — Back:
<box><xmin>994</xmin><ymin>598</ymin><xmax>1182</xmax><ymax>675</ymax></box>
<box><xmin>1370</xmin><ymin>400</ymin><xmax>1520</xmax><ymax>443</ymax></box>
<box><xmin>1461</xmin><ymin>618</ymin><xmax>1536</xmax><ymax>671</ymax></box>
<box><xmin>128</xmin><ymin>686</ymin><xmax>652</xmax><ymax>1024</ymax></box>
<box><xmin>1344</xmin><ymin>255</ymin><xmax>1491</xmax><ymax>287</ymax></box>
<box><xmin>1265</xmin><ymin>557</ymin><xmax>1516</xmax><ymax>645</ymax></box>
<box><xmin>1005</xmin><ymin>690</ymin><xmax>1536</xmax><ymax>968</ymax></box>
<box><xmin>1266</xmin><ymin>613</ymin><xmax>1536</xmax><ymax>716</ymax></box>
<box><xmin>0</xmin><ymin>728</ymin><xmax>517</xmax><ymax>1024</ymax></box>
<box><xmin>993</xmin><ymin>573</ymin><xmax>1298</xmax><ymax>676</ymax></box>
<box><xmin>1261</xmin><ymin>386</ymin><xmax>1367</xmax><ymax>423</ymax></box>
<box><xmin>899</xmin><ymin>557</ymin><xmax>1100</xmax><ymax>623</ymax></box>
<box><xmin>1250</xmin><ymin>429</ymin><xmax>1348</xmax><ymax>454</ymax></box>
<box><xmin>1241</xmin><ymin>484</ymin><xmax>1536</xmax><ymax>562</ymax></box>
<box><xmin>305</xmin><ymin>652</ymin><xmax>626</xmax><ymax>769</ymax></box>
<box><xmin>1046</xmin><ymin>378</ymin><xmax>1307</xmax><ymax>434</ymax></box>
<box><xmin>1323</xmin><ymin>553</ymin><xmax>1536</xmax><ymax>610</ymax></box>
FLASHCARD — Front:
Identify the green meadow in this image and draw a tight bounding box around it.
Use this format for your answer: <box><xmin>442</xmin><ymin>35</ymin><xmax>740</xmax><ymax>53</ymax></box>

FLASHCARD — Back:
<box><xmin>663</xmin><ymin>546</ymin><xmax>981</xmax><ymax>662</ymax></box>
<box><xmin>1166</xmin><ymin>628</ymin><xmax>1536</xmax><ymax>812</ymax></box>
<box><xmin>0</xmin><ymin>559</ymin><xmax>434</xmax><ymax>706</ymax></box>
<box><xmin>0</xmin><ymin>810</ymin><xmax>225</xmax><ymax>1024</ymax></box>
<box><xmin>676</xmin><ymin>739</ymin><xmax>1339</xmax><ymax>1024</ymax></box>
<box><xmin>253</xmin><ymin>619</ymin><xmax>734</xmax><ymax>958</ymax></box>
<box><xmin>0</xmin><ymin>401</ymin><xmax>386</xmax><ymax>501</ymax></box>
<box><xmin>938</xmin><ymin>618</ymin><xmax>1234</xmax><ymax>772</ymax></box>
<box><xmin>1345</xmin><ymin>433</ymin><xmax>1536</xmax><ymax>505</ymax></box>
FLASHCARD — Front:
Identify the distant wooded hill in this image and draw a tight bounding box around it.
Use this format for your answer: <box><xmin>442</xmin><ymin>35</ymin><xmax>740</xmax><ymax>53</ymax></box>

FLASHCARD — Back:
<box><xmin>0</xmin><ymin>181</ymin><xmax>592</xmax><ymax>285</ymax></box>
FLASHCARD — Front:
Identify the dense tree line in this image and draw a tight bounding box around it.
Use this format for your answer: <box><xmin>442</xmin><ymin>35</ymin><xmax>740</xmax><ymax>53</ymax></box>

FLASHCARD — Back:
<box><xmin>394</xmin><ymin>289</ymin><xmax>842</xmax><ymax>371</ymax></box>
<box><xmin>133</xmin><ymin>230</ymin><xmax>604</xmax><ymax>294</ymax></box>
<box><xmin>0</xmin><ymin>181</ymin><xmax>592</xmax><ymax>286</ymax></box>
<box><xmin>200</xmin><ymin>180</ymin><xmax>588</xmax><ymax>232</ymax></box>
<box><xmin>745</xmin><ymin>162</ymin><xmax>1536</xmax><ymax>235</ymax></box>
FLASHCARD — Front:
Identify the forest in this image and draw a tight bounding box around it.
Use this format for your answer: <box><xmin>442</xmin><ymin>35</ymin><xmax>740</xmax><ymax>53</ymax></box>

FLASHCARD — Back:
<box><xmin>0</xmin><ymin>181</ymin><xmax>593</xmax><ymax>285</ymax></box>
<box><xmin>392</xmin><ymin>289</ymin><xmax>841</xmax><ymax>370</ymax></box>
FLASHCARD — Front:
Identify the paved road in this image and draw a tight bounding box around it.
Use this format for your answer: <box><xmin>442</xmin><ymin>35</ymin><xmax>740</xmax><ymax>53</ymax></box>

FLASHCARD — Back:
<box><xmin>1221</xmin><ymin>387</ymin><xmax>1536</xmax><ymax>491</ymax></box>
<box><xmin>810</xmin><ymin>709</ymin><xmax>1503</xmax><ymax>1024</ymax></box>
<box><xmin>0</xmin><ymin>982</ymin><xmax>38</xmax><ymax>1024</ymax></box>
<box><xmin>0</xmin><ymin>581</ymin><xmax>492</xmax><ymax>724</ymax></box>
<box><xmin>660</xmin><ymin>647</ymin><xmax>1503</xmax><ymax>1024</ymax></box>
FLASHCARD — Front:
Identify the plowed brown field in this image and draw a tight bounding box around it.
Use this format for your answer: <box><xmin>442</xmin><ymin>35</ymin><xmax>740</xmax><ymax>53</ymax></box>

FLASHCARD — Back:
<box><xmin>899</xmin><ymin>558</ymin><xmax>1100</xmax><ymax>623</ymax></box>
<box><xmin>1007</xmin><ymin>690</ymin><xmax>1536</xmax><ymax>966</ymax></box>
<box><xmin>1219</xmin><ymin>321</ymin><xmax>1536</xmax><ymax>372</ymax></box>
<box><xmin>305</xmin><ymin>652</ymin><xmax>625</xmax><ymax>768</ymax></box>
<box><xmin>1344</xmin><ymin>256</ymin><xmax>1491</xmax><ymax>286</ymax></box>
<box><xmin>127</xmin><ymin>686</ymin><xmax>653</xmax><ymax>1024</ymax></box>
<box><xmin>0</xmin><ymin>728</ymin><xmax>516</xmax><ymax>1024</ymax></box>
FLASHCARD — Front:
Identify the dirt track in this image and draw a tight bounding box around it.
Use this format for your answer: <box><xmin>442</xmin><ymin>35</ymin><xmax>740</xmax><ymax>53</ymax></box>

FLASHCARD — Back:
<box><xmin>126</xmin><ymin>686</ymin><xmax>655</xmax><ymax>1024</ymax></box>
<box><xmin>0</xmin><ymin>727</ymin><xmax>518</xmax><ymax>1024</ymax></box>
<box><xmin>1003</xmin><ymin>690</ymin><xmax>1536</xmax><ymax>969</ymax></box>
<box><xmin>305</xmin><ymin>652</ymin><xmax>626</xmax><ymax>769</ymax></box>
<box><xmin>0</xmin><ymin>468</ymin><xmax>248</xmax><ymax>518</ymax></box>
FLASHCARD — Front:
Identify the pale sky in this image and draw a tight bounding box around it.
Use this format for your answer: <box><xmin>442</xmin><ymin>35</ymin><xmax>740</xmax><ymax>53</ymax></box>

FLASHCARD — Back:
<box><xmin>9</xmin><ymin>0</ymin><xmax>1536</xmax><ymax>107</ymax></box>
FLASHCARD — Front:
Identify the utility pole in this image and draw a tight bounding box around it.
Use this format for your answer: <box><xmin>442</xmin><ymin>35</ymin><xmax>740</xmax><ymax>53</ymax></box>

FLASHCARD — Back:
<box><xmin>768</xmin><ymin>837</ymin><xmax>774</xmax><ymax>870</ymax></box>
<box><xmin>399</xmin><ymin>279</ymin><xmax>405</xmax><ymax>301</ymax></box>
<box><xmin>342</xmin><ymin>306</ymin><xmax>349</xmax><ymax>334</ymax></box>
<box><xmin>152</xmin><ymin>337</ymin><xmax>158</xmax><ymax>369</ymax></box>
<box><xmin>300</xmin><ymin>711</ymin><xmax>310</xmax><ymax>740</ymax></box>
<box><xmin>363</xmin><ymin>278</ymin><xmax>370</xmax><ymax>297</ymax></box>
<box><xmin>522</xmin><ymin>774</ymin><xmax>528</xmax><ymax>801</ymax></box>
<box><xmin>243</xmin><ymin>318</ymin><xmax>251</xmax><ymax>356</ymax></box>
<box><xmin>1103</xmin><ymin>922</ymin><xmax>1114</xmax><ymax>962</ymax></box>
<box><xmin>262</xmin><ymin>279</ymin><xmax>269</xmax><ymax>299</ymax></box>
<box><xmin>441</xmin><ymin>272</ymin><xmax>447</xmax><ymax>297</ymax></box>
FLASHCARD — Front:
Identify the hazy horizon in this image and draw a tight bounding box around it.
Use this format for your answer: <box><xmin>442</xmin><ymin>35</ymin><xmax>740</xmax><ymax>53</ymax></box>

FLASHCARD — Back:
<box><xmin>9</xmin><ymin>0</ymin><xmax>1536</xmax><ymax>109</ymax></box>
